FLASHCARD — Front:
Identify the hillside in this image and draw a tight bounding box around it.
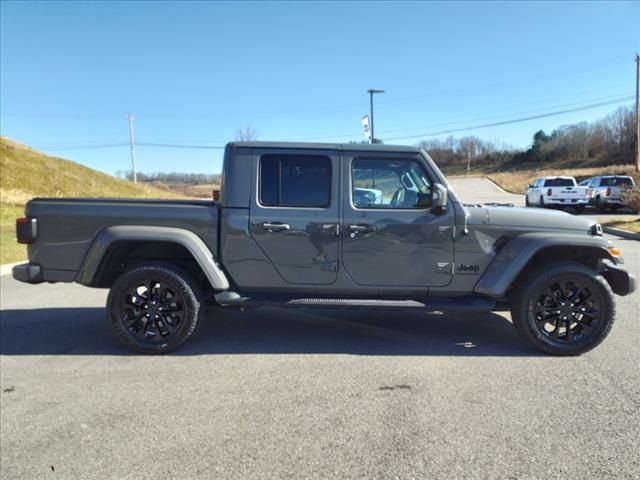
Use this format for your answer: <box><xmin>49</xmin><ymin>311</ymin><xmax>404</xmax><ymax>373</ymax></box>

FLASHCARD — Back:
<box><xmin>0</xmin><ymin>137</ymin><xmax>180</xmax><ymax>263</ymax></box>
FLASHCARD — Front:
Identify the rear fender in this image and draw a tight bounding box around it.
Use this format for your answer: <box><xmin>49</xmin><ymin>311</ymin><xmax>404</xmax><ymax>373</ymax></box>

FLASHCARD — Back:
<box><xmin>77</xmin><ymin>226</ymin><xmax>229</xmax><ymax>290</ymax></box>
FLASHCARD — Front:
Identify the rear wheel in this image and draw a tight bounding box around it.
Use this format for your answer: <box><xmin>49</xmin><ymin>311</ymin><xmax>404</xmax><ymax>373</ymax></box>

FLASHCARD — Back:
<box><xmin>107</xmin><ymin>263</ymin><xmax>204</xmax><ymax>354</ymax></box>
<box><xmin>595</xmin><ymin>196</ymin><xmax>604</xmax><ymax>212</ymax></box>
<box><xmin>511</xmin><ymin>262</ymin><xmax>615</xmax><ymax>355</ymax></box>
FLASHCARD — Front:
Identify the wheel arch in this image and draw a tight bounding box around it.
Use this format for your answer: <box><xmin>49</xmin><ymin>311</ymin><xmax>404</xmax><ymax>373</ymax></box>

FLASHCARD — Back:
<box><xmin>77</xmin><ymin>226</ymin><xmax>230</xmax><ymax>290</ymax></box>
<box><xmin>474</xmin><ymin>233</ymin><xmax>617</xmax><ymax>298</ymax></box>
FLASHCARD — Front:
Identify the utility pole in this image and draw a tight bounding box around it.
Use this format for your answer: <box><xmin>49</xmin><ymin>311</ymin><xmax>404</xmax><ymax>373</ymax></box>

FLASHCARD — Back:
<box><xmin>367</xmin><ymin>89</ymin><xmax>384</xmax><ymax>144</ymax></box>
<box><xmin>635</xmin><ymin>53</ymin><xmax>639</xmax><ymax>172</ymax></box>
<box><xmin>127</xmin><ymin>112</ymin><xmax>137</xmax><ymax>183</ymax></box>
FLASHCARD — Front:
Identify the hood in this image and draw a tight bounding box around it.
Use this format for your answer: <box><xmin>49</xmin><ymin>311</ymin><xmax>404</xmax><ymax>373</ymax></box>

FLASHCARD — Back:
<box><xmin>466</xmin><ymin>205</ymin><xmax>595</xmax><ymax>233</ymax></box>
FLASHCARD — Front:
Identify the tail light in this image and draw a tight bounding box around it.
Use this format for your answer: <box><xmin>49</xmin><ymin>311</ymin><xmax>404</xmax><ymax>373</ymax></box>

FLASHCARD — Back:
<box><xmin>606</xmin><ymin>187</ymin><xmax>611</xmax><ymax>196</ymax></box>
<box><xmin>16</xmin><ymin>217</ymin><xmax>37</xmax><ymax>244</ymax></box>
<box><xmin>586</xmin><ymin>188</ymin><xmax>591</xmax><ymax>196</ymax></box>
<box><xmin>547</xmin><ymin>188</ymin><xmax>552</xmax><ymax>196</ymax></box>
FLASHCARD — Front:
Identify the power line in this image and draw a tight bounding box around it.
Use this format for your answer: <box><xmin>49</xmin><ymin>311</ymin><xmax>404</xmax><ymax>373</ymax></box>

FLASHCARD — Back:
<box><xmin>285</xmin><ymin>92</ymin><xmax>635</xmax><ymax>142</ymax></box>
<box><xmin>33</xmin><ymin>142</ymin><xmax>130</xmax><ymax>151</ymax></box>
<box><xmin>32</xmin><ymin>94</ymin><xmax>634</xmax><ymax>151</ymax></box>
<box><xmin>137</xmin><ymin>142</ymin><xmax>225</xmax><ymax>150</ymax></box>
<box><xmin>382</xmin><ymin>96</ymin><xmax>635</xmax><ymax>141</ymax></box>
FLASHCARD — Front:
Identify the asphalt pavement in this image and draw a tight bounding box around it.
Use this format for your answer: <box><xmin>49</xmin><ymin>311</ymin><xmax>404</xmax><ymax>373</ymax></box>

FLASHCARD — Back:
<box><xmin>1</xmin><ymin>178</ymin><xmax>639</xmax><ymax>479</ymax></box>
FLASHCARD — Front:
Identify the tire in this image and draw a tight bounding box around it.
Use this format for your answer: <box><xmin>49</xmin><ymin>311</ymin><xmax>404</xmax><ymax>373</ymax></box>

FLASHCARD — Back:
<box><xmin>539</xmin><ymin>195</ymin><xmax>545</xmax><ymax>208</ymax></box>
<box><xmin>525</xmin><ymin>195</ymin><xmax>531</xmax><ymax>207</ymax></box>
<box><xmin>107</xmin><ymin>263</ymin><xmax>204</xmax><ymax>354</ymax></box>
<box><xmin>595</xmin><ymin>196</ymin><xmax>604</xmax><ymax>212</ymax></box>
<box><xmin>510</xmin><ymin>262</ymin><xmax>615</xmax><ymax>356</ymax></box>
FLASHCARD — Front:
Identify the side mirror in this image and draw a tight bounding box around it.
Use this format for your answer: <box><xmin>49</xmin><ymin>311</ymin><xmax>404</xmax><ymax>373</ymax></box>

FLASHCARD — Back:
<box><xmin>431</xmin><ymin>183</ymin><xmax>448</xmax><ymax>210</ymax></box>
<box><xmin>527</xmin><ymin>184</ymin><xmax>533</xmax><ymax>189</ymax></box>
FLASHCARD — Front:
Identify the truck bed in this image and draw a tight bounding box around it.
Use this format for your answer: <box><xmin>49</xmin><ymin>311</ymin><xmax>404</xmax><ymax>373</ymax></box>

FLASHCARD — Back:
<box><xmin>24</xmin><ymin>198</ymin><xmax>219</xmax><ymax>282</ymax></box>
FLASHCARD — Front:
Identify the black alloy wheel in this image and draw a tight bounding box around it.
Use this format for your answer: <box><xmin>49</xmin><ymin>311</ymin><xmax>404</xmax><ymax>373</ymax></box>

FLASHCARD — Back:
<box><xmin>511</xmin><ymin>262</ymin><xmax>615</xmax><ymax>355</ymax></box>
<box><xmin>107</xmin><ymin>264</ymin><xmax>203</xmax><ymax>354</ymax></box>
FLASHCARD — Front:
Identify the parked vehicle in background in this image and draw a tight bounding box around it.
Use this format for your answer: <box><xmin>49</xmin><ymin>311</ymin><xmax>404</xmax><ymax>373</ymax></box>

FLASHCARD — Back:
<box><xmin>580</xmin><ymin>175</ymin><xmax>636</xmax><ymax>211</ymax></box>
<box><xmin>525</xmin><ymin>176</ymin><xmax>589</xmax><ymax>212</ymax></box>
<box><xmin>12</xmin><ymin>142</ymin><xmax>636</xmax><ymax>356</ymax></box>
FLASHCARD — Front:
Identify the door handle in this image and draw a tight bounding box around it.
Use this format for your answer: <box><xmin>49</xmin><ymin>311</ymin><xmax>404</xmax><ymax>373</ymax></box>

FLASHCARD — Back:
<box><xmin>348</xmin><ymin>224</ymin><xmax>375</xmax><ymax>237</ymax></box>
<box><xmin>262</xmin><ymin>222</ymin><xmax>290</xmax><ymax>232</ymax></box>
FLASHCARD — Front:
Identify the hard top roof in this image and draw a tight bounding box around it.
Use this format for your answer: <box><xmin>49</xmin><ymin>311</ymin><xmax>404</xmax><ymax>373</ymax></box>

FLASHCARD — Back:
<box><xmin>227</xmin><ymin>141</ymin><xmax>421</xmax><ymax>153</ymax></box>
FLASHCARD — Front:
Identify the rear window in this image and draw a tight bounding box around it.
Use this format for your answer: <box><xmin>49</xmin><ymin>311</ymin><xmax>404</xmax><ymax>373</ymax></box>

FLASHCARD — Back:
<box><xmin>600</xmin><ymin>177</ymin><xmax>634</xmax><ymax>187</ymax></box>
<box><xmin>544</xmin><ymin>178</ymin><xmax>575</xmax><ymax>187</ymax></box>
<box><xmin>259</xmin><ymin>154</ymin><xmax>331</xmax><ymax>207</ymax></box>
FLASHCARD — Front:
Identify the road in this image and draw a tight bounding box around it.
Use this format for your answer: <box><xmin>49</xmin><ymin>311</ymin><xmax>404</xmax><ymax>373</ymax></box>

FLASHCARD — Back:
<box><xmin>1</xmin><ymin>178</ymin><xmax>639</xmax><ymax>480</ymax></box>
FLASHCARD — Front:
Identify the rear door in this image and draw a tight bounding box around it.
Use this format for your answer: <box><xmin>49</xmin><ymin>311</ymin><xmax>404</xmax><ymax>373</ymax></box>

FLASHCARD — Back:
<box><xmin>249</xmin><ymin>148</ymin><xmax>340</xmax><ymax>285</ymax></box>
<box><xmin>341</xmin><ymin>152</ymin><xmax>455</xmax><ymax>288</ymax></box>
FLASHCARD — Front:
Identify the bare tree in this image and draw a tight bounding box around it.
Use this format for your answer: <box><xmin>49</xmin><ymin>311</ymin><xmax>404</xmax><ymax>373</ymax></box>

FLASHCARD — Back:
<box><xmin>234</xmin><ymin>125</ymin><xmax>257</xmax><ymax>141</ymax></box>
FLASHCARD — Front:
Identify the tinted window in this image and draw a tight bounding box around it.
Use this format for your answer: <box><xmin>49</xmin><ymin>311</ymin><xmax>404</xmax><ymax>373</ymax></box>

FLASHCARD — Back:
<box><xmin>600</xmin><ymin>177</ymin><xmax>633</xmax><ymax>187</ymax></box>
<box><xmin>544</xmin><ymin>178</ymin><xmax>576</xmax><ymax>187</ymax></box>
<box><xmin>259</xmin><ymin>154</ymin><xmax>331</xmax><ymax>207</ymax></box>
<box><xmin>352</xmin><ymin>158</ymin><xmax>431</xmax><ymax>209</ymax></box>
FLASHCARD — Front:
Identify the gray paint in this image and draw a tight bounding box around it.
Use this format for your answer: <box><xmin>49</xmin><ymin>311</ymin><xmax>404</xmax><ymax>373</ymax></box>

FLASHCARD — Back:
<box><xmin>13</xmin><ymin>141</ymin><xmax>636</xmax><ymax>304</ymax></box>
<box><xmin>78</xmin><ymin>225</ymin><xmax>229</xmax><ymax>290</ymax></box>
<box><xmin>474</xmin><ymin>233</ymin><xmax>615</xmax><ymax>297</ymax></box>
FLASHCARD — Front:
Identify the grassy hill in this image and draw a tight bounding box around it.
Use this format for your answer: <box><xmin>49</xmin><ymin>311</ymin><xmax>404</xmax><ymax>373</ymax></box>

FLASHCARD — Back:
<box><xmin>0</xmin><ymin>137</ymin><xmax>180</xmax><ymax>264</ymax></box>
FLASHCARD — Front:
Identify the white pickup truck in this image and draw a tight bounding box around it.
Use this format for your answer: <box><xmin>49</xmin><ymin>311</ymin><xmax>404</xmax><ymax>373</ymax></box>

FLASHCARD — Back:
<box><xmin>579</xmin><ymin>175</ymin><xmax>636</xmax><ymax>211</ymax></box>
<box><xmin>525</xmin><ymin>176</ymin><xmax>589</xmax><ymax>212</ymax></box>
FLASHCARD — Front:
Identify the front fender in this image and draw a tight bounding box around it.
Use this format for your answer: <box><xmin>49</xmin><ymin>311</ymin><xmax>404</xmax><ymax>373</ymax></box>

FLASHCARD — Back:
<box><xmin>77</xmin><ymin>226</ymin><xmax>230</xmax><ymax>290</ymax></box>
<box><xmin>473</xmin><ymin>233</ymin><xmax>617</xmax><ymax>298</ymax></box>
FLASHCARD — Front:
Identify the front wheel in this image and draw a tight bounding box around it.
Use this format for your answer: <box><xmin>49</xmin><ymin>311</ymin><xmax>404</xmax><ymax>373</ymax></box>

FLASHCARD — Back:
<box><xmin>525</xmin><ymin>195</ymin><xmax>531</xmax><ymax>207</ymax></box>
<box><xmin>511</xmin><ymin>262</ymin><xmax>615</xmax><ymax>355</ymax></box>
<box><xmin>107</xmin><ymin>263</ymin><xmax>204</xmax><ymax>354</ymax></box>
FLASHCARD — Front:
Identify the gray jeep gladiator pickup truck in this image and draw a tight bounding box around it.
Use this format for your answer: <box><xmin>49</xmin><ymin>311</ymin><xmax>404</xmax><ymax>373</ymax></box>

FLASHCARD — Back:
<box><xmin>13</xmin><ymin>142</ymin><xmax>636</xmax><ymax>355</ymax></box>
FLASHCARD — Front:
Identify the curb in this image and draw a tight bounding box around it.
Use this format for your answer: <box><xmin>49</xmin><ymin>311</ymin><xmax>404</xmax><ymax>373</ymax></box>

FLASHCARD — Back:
<box><xmin>603</xmin><ymin>227</ymin><xmax>640</xmax><ymax>241</ymax></box>
<box><xmin>0</xmin><ymin>261</ymin><xmax>23</xmax><ymax>277</ymax></box>
<box><xmin>484</xmin><ymin>176</ymin><xmax>523</xmax><ymax>196</ymax></box>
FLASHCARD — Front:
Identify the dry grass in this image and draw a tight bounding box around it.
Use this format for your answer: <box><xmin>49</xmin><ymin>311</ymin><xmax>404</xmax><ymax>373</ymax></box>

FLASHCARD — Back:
<box><xmin>486</xmin><ymin>165</ymin><xmax>639</xmax><ymax>194</ymax></box>
<box><xmin>0</xmin><ymin>136</ymin><xmax>183</xmax><ymax>264</ymax></box>
<box><xmin>601</xmin><ymin>219</ymin><xmax>640</xmax><ymax>233</ymax></box>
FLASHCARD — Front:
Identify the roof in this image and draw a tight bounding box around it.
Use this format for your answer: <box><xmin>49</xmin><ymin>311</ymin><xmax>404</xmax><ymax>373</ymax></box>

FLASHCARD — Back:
<box><xmin>227</xmin><ymin>141</ymin><xmax>420</xmax><ymax>153</ymax></box>
<box><xmin>592</xmin><ymin>174</ymin><xmax>632</xmax><ymax>179</ymax></box>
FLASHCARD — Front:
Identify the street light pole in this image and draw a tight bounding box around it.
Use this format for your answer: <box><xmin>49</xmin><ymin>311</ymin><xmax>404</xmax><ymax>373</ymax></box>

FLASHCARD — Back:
<box><xmin>367</xmin><ymin>89</ymin><xmax>384</xmax><ymax>144</ymax></box>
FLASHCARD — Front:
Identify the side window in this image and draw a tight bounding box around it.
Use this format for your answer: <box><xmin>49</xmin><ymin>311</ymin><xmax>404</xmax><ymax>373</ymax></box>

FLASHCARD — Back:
<box><xmin>259</xmin><ymin>154</ymin><xmax>331</xmax><ymax>208</ymax></box>
<box><xmin>351</xmin><ymin>158</ymin><xmax>431</xmax><ymax>209</ymax></box>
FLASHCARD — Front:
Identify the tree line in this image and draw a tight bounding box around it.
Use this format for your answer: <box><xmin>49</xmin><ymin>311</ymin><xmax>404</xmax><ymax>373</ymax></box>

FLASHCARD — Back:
<box><xmin>419</xmin><ymin>105</ymin><xmax>635</xmax><ymax>171</ymax></box>
<box><xmin>116</xmin><ymin>171</ymin><xmax>221</xmax><ymax>185</ymax></box>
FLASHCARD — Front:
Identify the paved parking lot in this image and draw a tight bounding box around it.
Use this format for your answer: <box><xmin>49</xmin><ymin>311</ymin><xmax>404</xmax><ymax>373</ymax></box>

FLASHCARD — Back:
<box><xmin>1</xmin><ymin>178</ymin><xmax>638</xmax><ymax>479</ymax></box>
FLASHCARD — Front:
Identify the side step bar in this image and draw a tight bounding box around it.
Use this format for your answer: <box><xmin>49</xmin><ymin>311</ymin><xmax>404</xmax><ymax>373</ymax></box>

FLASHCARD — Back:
<box><xmin>214</xmin><ymin>291</ymin><xmax>495</xmax><ymax>312</ymax></box>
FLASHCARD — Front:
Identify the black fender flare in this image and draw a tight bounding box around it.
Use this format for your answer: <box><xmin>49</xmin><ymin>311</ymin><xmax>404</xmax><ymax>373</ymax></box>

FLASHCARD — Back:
<box><xmin>473</xmin><ymin>233</ymin><xmax>617</xmax><ymax>298</ymax></box>
<box><xmin>77</xmin><ymin>226</ymin><xmax>230</xmax><ymax>290</ymax></box>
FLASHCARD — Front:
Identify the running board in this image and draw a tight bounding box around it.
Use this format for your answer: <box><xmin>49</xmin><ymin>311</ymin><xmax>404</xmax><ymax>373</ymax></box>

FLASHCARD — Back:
<box><xmin>214</xmin><ymin>291</ymin><xmax>495</xmax><ymax>312</ymax></box>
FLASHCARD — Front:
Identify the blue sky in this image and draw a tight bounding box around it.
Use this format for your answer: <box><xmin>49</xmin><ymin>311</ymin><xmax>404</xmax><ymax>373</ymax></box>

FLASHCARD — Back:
<box><xmin>1</xmin><ymin>1</ymin><xmax>638</xmax><ymax>174</ymax></box>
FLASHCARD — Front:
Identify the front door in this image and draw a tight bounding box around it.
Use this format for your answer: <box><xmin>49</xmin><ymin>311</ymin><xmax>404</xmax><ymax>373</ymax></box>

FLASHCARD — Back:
<box><xmin>341</xmin><ymin>153</ymin><xmax>455</xmax><ymax>288</ymax></box>
<box><xmin>249</xmin><ymin>148</ymin><xmax>340</xmax><ymax>285</ymax></box>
